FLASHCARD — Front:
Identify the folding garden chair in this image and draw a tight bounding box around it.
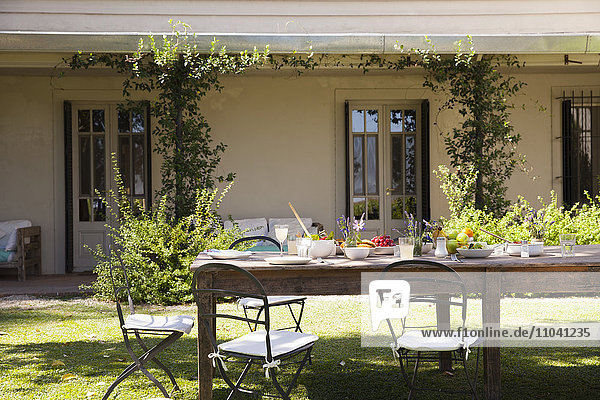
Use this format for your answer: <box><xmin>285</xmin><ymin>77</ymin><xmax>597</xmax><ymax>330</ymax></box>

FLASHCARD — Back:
<box><xmin>103</xmin><ymin>250</ymin><xmax>194</xmax><ymax>400</ymax></box>
<box><xmin>375</xmin><ymin>260</ymin><xmax>481</xmax><ymax>400</ymax></box>
<box><xmin>229</xmin><ymin>235</ymin><xmax>307</xmax><ymax>332</ymax></box>
<box><xmin>192</xmin><ymin>263</ymin><xmax>318</xmax><ymax>400</ymax></box>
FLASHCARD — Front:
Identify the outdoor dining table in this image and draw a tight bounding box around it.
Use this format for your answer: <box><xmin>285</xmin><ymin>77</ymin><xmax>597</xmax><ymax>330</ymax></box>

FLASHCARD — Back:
<box><xmin>190</xmin><ymin>244</ymin><xmax>600</xmax><ymax>400</ymax></box>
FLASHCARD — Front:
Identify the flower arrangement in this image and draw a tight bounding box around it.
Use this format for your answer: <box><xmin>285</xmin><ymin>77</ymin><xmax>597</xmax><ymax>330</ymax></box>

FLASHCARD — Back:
<box><xmin>524</xmin><ymin>208</ymin><xmax>554</xmax><ymax>241</ymax></box>
<box><xmin>337</xmin><ymin>213</ymin><xmax>365</xmax><ymax>247</ymax></box>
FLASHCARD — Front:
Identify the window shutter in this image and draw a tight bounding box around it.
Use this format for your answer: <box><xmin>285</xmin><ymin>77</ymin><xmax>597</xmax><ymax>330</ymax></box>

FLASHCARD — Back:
<box><xmin>64</xmin><ymin>101</ymin><xmax>73</xmax><ymax>273</ymax></box>
<box><xmin>421</xmin><ymin>100</ymin><xmax>430</xmax><ymax>221</ymax></box>
<box><xmin>345</xmin><ymin>101</ymin><xmax>350</xmax><ymax>217</ymax></box>
<box><xmin>562</xmin><ymin>99</ymin><xmax>573</xmax><ymax>206</ymax></box>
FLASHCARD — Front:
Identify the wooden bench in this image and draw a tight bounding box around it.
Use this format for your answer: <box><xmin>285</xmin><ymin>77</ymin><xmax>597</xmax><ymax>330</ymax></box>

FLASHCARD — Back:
<box><xmin>0</xmin><ymin>226</ymin><xmax>41</xmax><ymax>281</ymax></box>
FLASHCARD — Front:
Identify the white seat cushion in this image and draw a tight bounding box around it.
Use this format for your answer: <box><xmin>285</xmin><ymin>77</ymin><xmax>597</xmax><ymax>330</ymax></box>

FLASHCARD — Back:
<box><xmin>219</xmin><ymin>330</ymin><xmax>318</xmax><ymax>358</ymax></box>
<box><xmin>239</xmin><ymin>295</ymin><xmax>306</xmax><ymax>308</ymax></box>
<box><xmin>224</xmin><ymin>218</ymin><xmax>268</xmax><ymax>237</ymax></box>
<box><xmin>396</xmin><ymin>330</ymin><xmax>480</xmax><ymax>352</ymax></box>
<box><xmin>267</xmin><ymin>218</ymin><xmax>314</xmax><ymax>240</ymax></box>
<box><xmin>123</xmin><ymin>314</ymin><xmax>194</xmax><ymax>334</ymax></box>
<box><xmin>0</xmin><ymin>220</ymin><xmax>32</xmax><ymax>251</ymax></box>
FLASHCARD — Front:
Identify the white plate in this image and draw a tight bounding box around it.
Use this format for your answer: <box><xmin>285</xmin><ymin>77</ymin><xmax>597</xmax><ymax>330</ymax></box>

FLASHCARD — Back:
<box><xmin>373</xmin><ymin>246</ymin><xmax>395</xmax><ymax>255</ymax></box>
<box><xmin>265</xmin><ymin>256</ymin><xmax>312</xmax><ymax>265</ymax></box>
<box><xmin>206</xmin><ymin>250</ymin><xmax>252</xmax><ymax>260</ymax></box>
<box><xmin>457</xmin><ymin>248</ymin><xmax>494</xmax><ymax>258</ymax></box>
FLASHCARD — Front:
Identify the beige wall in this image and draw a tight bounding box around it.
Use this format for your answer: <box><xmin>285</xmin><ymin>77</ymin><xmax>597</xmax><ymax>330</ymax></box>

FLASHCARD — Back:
<box><xmin>2</xmin><ymin>1</ymin><xmax>599</xmax><ymax>35</ymax></box>
<box><xmin>1</xmin><ymin>65</ymin><xmax>599</xmax><ymax>273</ymax></box>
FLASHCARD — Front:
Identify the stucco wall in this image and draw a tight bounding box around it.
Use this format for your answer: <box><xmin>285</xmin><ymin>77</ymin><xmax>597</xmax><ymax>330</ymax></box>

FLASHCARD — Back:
<box><xmin>0</xmin><ymin>67</ymin><xmax>599</xmax><ymax>273</ymax></box>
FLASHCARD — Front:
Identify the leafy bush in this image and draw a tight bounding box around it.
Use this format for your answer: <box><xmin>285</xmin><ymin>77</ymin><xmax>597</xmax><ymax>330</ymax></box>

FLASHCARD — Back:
<box><xmin>437</xmin><ymin>165</ymin><xmax>600</xmax><ymax>245</ymax></box>
<box><xmin>86</xmin><ymin>162</ymin><xmax>246</xmax><ymax>304</ymax></box>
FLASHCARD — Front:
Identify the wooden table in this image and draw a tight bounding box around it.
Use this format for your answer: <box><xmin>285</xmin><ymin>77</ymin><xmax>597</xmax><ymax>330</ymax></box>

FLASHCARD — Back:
<box><xmin>190</xmin><ymin>245</ymin><xmax>600</xmax><ymax>400</ymax></box>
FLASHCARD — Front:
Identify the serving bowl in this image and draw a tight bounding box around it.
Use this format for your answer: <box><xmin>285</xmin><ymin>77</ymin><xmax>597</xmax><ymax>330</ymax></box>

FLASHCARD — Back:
<box><xmin>505</xmin><ymin>242</ymin><xmax>544</xmax><ymax>257</ymax></box>
<box><xmin>309</xmin><ymin>240</ymin><xmax>335</xmax><ymax>258</ymax></box>
<box><xmin>421</xmin><ymin>242</ymin><xmax>433</xmax><ymax>254</ymax></box>
<box><xmin>343</xmin><ymin>246</ymin><xmax>371</xmax><ymax>260</ymax></box>
<box><xmin>457</xmin><ymin>247</ymin><xmax>494</xmax><ymax>258</ymax></box>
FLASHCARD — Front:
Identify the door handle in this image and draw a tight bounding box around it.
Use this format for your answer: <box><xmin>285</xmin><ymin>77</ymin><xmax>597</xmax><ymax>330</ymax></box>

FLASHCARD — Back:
<box><xmin>385</xmin><ymin>187</ymin><xmax>391</xmax><ymax>195</ymax></box>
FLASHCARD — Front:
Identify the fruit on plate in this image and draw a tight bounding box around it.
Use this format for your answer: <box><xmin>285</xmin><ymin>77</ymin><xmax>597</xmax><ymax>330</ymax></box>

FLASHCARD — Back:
<box><xmin>446</xmin><ymin>229</ymin><xmax>459</xmax><ymax>240</ymax></box>
<box><xmin>371</xmin><ymin>235</ymin><xmax>394</xmax><ymax>247</ymax></box>
<box><xmin>456</xmin><ymin>232</ymin><xmax>469</xmax><ymax>245</ymax></box>
<box><xmin>462</xmin><ymin>227</ymin><xmax>474</xmax><ymax>238</ymax></box>
<box><xmin>360</xmin><ymin>239</ymin><xmax>377</xmax><ymax>248</ymax></box>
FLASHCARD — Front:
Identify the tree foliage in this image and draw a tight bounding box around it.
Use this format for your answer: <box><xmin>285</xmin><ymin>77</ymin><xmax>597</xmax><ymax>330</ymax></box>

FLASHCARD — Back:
<box><xmin>67</xmin><ymin>21</ymin><xmax>269</xmax><ymax>219</ymax></box>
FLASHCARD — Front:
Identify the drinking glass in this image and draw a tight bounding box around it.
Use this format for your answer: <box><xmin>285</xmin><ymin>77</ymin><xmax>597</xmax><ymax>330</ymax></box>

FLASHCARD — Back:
<box><xmin>287</xmin><ymin>234</ymin><xmax>298</xmax><ymax>255</ymax></box>
<box><xmin>560</xmin><ymin>234</ymin><xmax>576</xmax><ymax>257</ymax></box>
<box><xmin>398</xmin><ymin>237</ymin><xmax>414</xmax><ymax>261</ymax></box>
<box><xmin>297</xmin><ymin>237</ymin><xmax>312</xmax><ymax>258</ymax></box>
<box><xmin>274</xmin><ymin>224</ymin><xmax>289</xmax><ymax>256</ymax></box>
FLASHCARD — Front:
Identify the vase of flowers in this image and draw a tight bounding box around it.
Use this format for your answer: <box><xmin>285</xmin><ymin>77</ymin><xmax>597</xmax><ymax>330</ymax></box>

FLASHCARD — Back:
<box><xmin>337</xmin><ymin>213</ymin><xmax>365</xmax><ymax>248</ymax></box>
<box><xmin>404</xmin><ymin>212</ymin><xmax>422</xmax><ymax>256</ymax></box>
<box><xmin>524</xmin><ymin>208</ymin><xmax>553</xmax><ymax>244</ymax></box>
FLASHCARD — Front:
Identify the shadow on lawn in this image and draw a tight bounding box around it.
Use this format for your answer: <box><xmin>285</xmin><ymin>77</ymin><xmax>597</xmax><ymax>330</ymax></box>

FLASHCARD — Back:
<box><xmin>2</xmin><ymin>333</ymin><xmax>600</xmax><ymax>400</ymax></box>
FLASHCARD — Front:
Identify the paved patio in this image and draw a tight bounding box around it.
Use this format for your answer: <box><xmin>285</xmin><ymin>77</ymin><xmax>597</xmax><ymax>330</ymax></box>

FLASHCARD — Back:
<box><xmin>0</xmin><ymin>273</ymin><xmax>96</xmax><ymax>297</ymax></box>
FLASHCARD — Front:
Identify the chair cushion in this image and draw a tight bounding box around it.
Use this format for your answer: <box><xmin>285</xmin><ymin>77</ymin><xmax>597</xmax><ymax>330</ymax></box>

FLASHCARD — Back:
<box><xmin>396</xmin><ymin>330</ymin><xmax>480</xmax><ymax>352</ymax></box>
<box><xmin>123</xmin><ymin>314</ymin><xmax>195</xmax><ymax>334</ymax></box>
<box><xmin>239</xmin><ymin>295</ymin><xmax>307</xmax><ymax>308</ymax></box>
<box><xmin>219</xmin><ymin>330</ymin><xmax>318</xmax><ymax>358</ymax></box>
<box><xmin>224</xmin><ymin>218</ymin><xmax>268</xmax><ymax>237</ymax></box>
<box><xmin>267</xmin><ymin>218</ymin><xmax>315</xmax><ymax>240</ymax></box>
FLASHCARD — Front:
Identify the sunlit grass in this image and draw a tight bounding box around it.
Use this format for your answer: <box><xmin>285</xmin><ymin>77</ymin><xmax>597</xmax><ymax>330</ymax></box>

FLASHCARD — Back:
<box><xmin>1</xmin><ymin>296</ymin><xmax>600</xmax><ymax>399</ymax></box>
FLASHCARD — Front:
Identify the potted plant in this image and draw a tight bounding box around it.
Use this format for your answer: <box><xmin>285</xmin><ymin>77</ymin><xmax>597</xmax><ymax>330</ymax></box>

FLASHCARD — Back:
<box><xmin>524</xmin><ymin>208</ymin><xmax>553</xmax><ymax>244</ymax></box>
<box><xmin>337</xmin><ymin>214</ymin><xmax>370</xmax><ymax>260</ymax></box>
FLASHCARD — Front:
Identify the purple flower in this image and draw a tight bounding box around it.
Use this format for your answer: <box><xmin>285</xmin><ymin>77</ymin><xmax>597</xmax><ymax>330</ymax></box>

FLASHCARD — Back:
<box><xmin>353</xmin><ymin>218</ymin><xmax>365</xmax><ymax>232</ymax></box>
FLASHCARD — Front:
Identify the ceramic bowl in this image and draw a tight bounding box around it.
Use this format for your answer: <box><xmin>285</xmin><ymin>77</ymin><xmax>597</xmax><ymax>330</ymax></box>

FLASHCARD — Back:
<box><xmin>309</xmin><ymin>240</ymin><xmax>335</xmax><ymax>258</ymax></box>
<box><xmin>421</xmin><ymin>242</ymin><xmax>433</xmax><ymax>254</ymax></box>
<box><xmin>343</xmin><ymin>246</ymin><xmax>371</xmax><ymax>260</ymax></box>
<box><xmin>505</xmin><ymin>242</ymin><xmax>543</xmax><ymax>256</ymax></box>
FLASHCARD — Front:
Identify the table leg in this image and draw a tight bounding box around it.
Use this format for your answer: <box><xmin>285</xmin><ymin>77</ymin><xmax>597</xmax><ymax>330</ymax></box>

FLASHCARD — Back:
<box><xmin>197</xmin><ymin>272</ymin><xmax>214</xmax><ymax>400</ymax></box>
<box><xmin>483</xmin><ymin>272</ymin><xmax>501</xmax><ymax>400</ymax></box>
<box><xmin>436</xmin><ymin>293</ymin><xmax>453</xmax><ymax>372</ymax></box>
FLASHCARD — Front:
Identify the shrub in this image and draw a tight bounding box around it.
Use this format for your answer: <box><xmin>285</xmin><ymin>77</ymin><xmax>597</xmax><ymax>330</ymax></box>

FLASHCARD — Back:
<box><xmin>85</xmin><ymin>161</ymin><xmax>246</xmax><ymax>304</ymax></box>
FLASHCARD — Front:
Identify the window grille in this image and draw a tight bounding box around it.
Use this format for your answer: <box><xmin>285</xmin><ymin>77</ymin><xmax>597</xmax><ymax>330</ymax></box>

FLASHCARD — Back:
<box><xmin>561</xmin><ymin>90</ymin><xmax>600</xmax><ymax>206</ymax></box>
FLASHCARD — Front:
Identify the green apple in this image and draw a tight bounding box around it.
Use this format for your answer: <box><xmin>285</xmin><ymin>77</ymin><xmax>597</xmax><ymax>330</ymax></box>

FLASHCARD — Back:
<box><xmin>446</xmin><ymin>239</ymin><xmax>459</xmax><ymax>254</ymax></box>
<box><xmin>456</xmin><ymin>232</ymin><xmax>469</xmax><ymax>245</ymax></box>
<box><xmin>447</xmin><ymin>229</ymin><xmax>459</xmax><ymax>240</ymax></box>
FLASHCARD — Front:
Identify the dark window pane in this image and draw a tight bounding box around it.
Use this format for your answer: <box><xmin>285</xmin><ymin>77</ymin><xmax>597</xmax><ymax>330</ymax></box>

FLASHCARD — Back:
<box><xmin>391</xmin><ymin>135</ymin><xmax>403</xmax><ymax>194</ymax></box>
<box><xmin>78</xmin><ymin>110</ymin><xmax>90</xmax><ymax>132</ymax></box>
<box><xmin>93</xmin><ymin>137</ymin><xmax>105</xmax><ymax>193</ymax></box>
<box><xmin>353</xmin><ymin>197</ymin><xmax>365</xmax><ymax>218</ymax></box>
<box><xmin>391</xmin><ymin>110</ymin><xmax>403</xmax><ymax>132</ymax></box>
<box><xmin>79</xmin><ymin>198</ymin><xmax>91</xmax><ymax>222</ymax></box>
<box><xmin>405</xmin><ymin>196</ymin><xmax>417</xmax><ymax>216</ymax></box>
<box><xmin>391</xmin><ymin>197</ymin><xmax>403</xmax><ymax>220</ymax></box>
<box><xmin>404</xmin><ymin>109</ymin><xmax>417</xmax><ymax>132</ymax></box>
<box><xmin>405</xmin><ymin>135</ymin><xmax>416</xmax><ymax>195</ymax></box>
<box><xmin>367</xmin><ymin>198</ymin><xmax>379</xmax><ymax>220</ymax></box>
<box><xmin>92</xmin><ymin>109</ymin><xmax>105</xmax><ymax>132</ymax></box>
<box><xmin>353</xmin><ymin>135</ymin><xmax>364</xmax><ymax>195</ymax></box>
<box><xmin>132</xmin><ymin>198</ymin><xmax>146</xmax><ymax>215</ymax></box>
<box><xmin>93</xmin><ymin>199</ymin><xmax>106</xmax><ymax>221</ymax></box>
<box><xmin>366</xmin><ymin>110</ymin><xmax>378</xmax><ymax>132</ymax></box>
<box><xmin>118</xmin><ymin>110</ymin><xmax>130</xmax><ymax>133</ymax></box>
<box><xmin>119</xmin><ymin>136</ymin><xmax>131</xmax><ymax>195</ymax></box>
<box><xmin>132</xmin><ymin>135</ymin><xmax>145</xmax><ymax>195</ymax></box>
<box><xmin>352</xmin><ymin>110</ymin><xmax>364</xmax><ymax>132</ymax></box>
<box><xmin>132</xmin><ymin>111</ymin><xmax>144</xmax><ymax>133</ymax></box>
<box><xmin>367</xmin><ymin>135</ymin><xmax>378</xmax><ymax>195</ymax></box>
<box><xmin>79</xmin><ymin>136</ymin><xmax>91</xmax><ymax>196</ymax></box>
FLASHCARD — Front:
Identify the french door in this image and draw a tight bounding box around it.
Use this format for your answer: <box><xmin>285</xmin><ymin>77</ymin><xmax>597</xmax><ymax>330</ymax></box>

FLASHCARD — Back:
<box><xmin>348</xmin><ymin>102</ymin><xmax>423</xmax><ymax>240</ymax></box>
<box><xmin>71</xmin><ymin>103</ymin><xmax>149</xmax><ymax>271</ymax></box>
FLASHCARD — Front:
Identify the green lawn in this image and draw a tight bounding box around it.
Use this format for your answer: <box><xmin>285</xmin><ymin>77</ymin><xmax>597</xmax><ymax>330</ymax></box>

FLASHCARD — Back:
<box><xmin>1</xmin><ymin>295</ymin><xmax>600</xmax><ymax>399</ymax></box>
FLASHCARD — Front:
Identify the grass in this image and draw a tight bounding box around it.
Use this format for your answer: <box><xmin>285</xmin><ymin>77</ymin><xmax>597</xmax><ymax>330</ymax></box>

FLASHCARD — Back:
<box><xmin>1</xmin><ymin>295</ymin><xmax>600</xmax><ymax>399</ymax></box>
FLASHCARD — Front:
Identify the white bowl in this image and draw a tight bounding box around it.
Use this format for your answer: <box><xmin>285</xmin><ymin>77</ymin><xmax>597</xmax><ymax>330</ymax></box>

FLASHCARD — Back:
<box><xmin>309</xmin><ymin>240</ymin><xmax>335</xmax><ymax>258</ymax></box>
<box><xmin>506</xmin><ymin>242</ymin><xmax>543</xmax><ymax>257</ymax></box>
<box><xmin>457</xmin><ymin>247</ymin><xmax>494</xmax><ymax>258</ymax></box>
<box><xmin>373</xmin><ymin>246</ymin><xmax>395</xmax><ymax>255</ymax></box>
<box><xmin>421</xmin><ymin>242</ymin><xmax>433</xmax><ymax>254</ymax></box>
<box><xmin>343</xmin><ymin>246</ymin><xmax>371</xmax><ymax>260</ymax></box>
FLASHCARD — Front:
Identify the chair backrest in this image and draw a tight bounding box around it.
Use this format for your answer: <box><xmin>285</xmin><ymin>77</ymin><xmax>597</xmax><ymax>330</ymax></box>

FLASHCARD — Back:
<box><xmin>229</xmin><ymin>235</ymin><xmax>282</xmax><ymax>250</ymax></box>
<box><xmin>380</xmin><ymin>260</ymin><xmax>468</xmax><ymax>340</ymax></box>
<box><xmin>108</xmin><ymin>248</ymin><xmax>136</xmax><ymax>329</ymax></box>
<box><xmin>191</xmin><ymin>263</ymin><xmax>275</xmax><ymax>359</ymax></box>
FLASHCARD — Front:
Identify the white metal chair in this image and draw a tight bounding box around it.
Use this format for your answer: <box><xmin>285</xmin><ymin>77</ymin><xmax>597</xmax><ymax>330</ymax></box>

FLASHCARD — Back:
<box><xmin>229</xmin><ymin>236</ymin><xmax>307</xmax><ymax>332</ymax></box>
<box><xmin>192</xmin><ymin>263</ymin><xmax>318</xmax><ymax>400</ymax></box>
<box><xmin>103</xmin><ymin>250</ymin><xmax>194</xmax><ymax>400</ymax></box>
<box><xmin>375</xmin><ymin>260</ymin><xmax>481</xmax><ymax>400</ymax></box>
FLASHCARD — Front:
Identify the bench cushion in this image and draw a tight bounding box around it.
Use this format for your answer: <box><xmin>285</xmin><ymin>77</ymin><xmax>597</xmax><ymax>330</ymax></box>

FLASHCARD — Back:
<box><xmin>224</xmin><ymin>218</ymin><xmax>268</xmax><ymax>237</ymax></box>
<box><xmin>0</xmin><ymin>220</ymin><xmax>32</xmax><ymax>251</ymax></box>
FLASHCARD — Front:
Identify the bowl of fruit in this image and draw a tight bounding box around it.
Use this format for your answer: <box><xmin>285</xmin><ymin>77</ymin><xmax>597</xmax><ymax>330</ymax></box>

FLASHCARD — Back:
<box><xmin>371</xmin><ymin>235</ymin><xmax>395</xmax><ymax>255</ymax></box>
<box><xmin>457</xmin><ymin>242</ymin><xmax>494</xmax><ymax>258</ymax></box>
